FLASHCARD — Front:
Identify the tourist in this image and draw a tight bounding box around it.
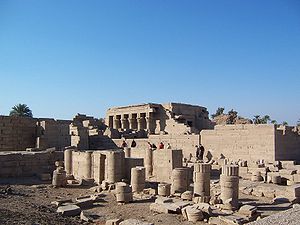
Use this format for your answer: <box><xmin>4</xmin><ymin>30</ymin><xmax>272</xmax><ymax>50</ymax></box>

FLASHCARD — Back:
<box><xmin>147</xmin><ymin>142</ymin><xmax>152</xmax><ymax>149</ymax></box>
<box><xmin>151</xmin><ymin>143</ymin><xmax>157</xmax><ymax>149</ymax></box>
<box><xmin>131</xmin><ymin>139</ymin><xmax>137</xmax><ymax>148</ymax></box>
<box><xmin>158</xmin><ymin>142</ymin><xmax>164</xmax><ymax>149</ymax></box>
<box><xmin>199</xmin><ymin>144</ymin><xmax>205</xmax><ymax>160</ymax></box>
<box><xmin>121</xmin><ymin>140</ymin><xmax>127</xmax><ymax>149</ymax></box>
<box><xmin>166</xmin><ymin>143</ymin><xmax>171</xmax><ymax>149</ymax></box>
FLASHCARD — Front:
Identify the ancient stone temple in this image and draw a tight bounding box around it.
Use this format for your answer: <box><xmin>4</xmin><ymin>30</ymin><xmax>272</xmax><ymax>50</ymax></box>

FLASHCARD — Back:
<box><xmin>106</xmin><ymin>103</ymin><xmax>212</xmax><ymax>136</ymax></box>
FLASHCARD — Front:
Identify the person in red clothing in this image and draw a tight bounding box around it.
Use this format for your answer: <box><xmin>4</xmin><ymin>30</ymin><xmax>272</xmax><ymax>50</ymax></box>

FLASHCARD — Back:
<box><xmin>158</xmin><ymin>142</ymin><xmax>164</xmax><ymax>149</ymax></box>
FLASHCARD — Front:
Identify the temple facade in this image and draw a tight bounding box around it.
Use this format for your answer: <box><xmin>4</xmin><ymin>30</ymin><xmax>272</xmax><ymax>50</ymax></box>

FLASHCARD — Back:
<box><xmin>105</xmin><ymin>103</ymin><xmax>213</xmax><ymax>135</ymax></box>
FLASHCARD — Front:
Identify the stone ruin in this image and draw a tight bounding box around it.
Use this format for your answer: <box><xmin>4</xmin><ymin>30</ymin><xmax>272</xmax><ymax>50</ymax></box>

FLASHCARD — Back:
<box><xmin>1</xmin><ymin>102</ymin><xmax>300</xmax><ymax>224</ymax></box>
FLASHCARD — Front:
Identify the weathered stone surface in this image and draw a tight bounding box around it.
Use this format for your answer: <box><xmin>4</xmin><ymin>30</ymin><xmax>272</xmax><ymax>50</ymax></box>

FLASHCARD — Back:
<box><xmin>106</xmin><ymin>218</ymin><xmax>123</xmax><ymax>225</ymax></box>
<box><xmin>119</xmin><ymin>219</ymin><xmax>154</xmax><ymax>225</ymax></box>
<box><xmin>57</xmin><ymin>204</ymin><xmax>81</xmax><ymax>216</ymax></box>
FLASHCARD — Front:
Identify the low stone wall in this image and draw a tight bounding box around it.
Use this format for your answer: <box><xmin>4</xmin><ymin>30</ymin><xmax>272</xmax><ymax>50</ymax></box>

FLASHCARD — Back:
<box><xmin>0</xmin><ymin>150</ymin><xmax>63</xmax><ymax>178</ymax></box>
<box><xmin>200</xmin><ymin>124</ymin><xmax>276</xmax><ymax>162</ymax></box>
<box><xmin>201</xmin><ymin>124</ymin><xmax>300</xmax><ymax>162</ymax></box>
<box><xmin>113</xmin><ymin>133</ymin><xmax>199</xmax><ymax>159</ymax></box>
<box><xmin>130</xmin><ymin>148</ymin><xmax>183</xmax><ymax>182</ymax></box>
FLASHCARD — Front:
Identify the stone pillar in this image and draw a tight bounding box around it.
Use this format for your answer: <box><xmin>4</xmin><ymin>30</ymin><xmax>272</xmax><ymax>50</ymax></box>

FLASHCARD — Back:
<box><xmin>137</xmin><ymin>117</ymin><xmax>143</xmax><ymax>131</ymax></box>
<box><xmin>115</xmin><ymin>182</ymin><xmax>133</xmax><ymax>203</ymax></box>
<box><xmin>124</xmin><ymin>147</ymin><xmax>131</xmax><ymax>158</ymax></box>
<box><xmin>144</xmin><ymin>148</ymin><xmax>153</xmax><ymax>178</ymax></box>
<box><xmin>131</xmin><ymin>167</ymin><xmax>146</xmax><ymax>192</ymax></box>
<box><xmin>64</xmin><ymin>149</ymin><xmax>73</xmax><ymax>176</ymax></box>
<box><xmin>193</xmin><ymin>163</ymin><xmax>211</xmax><ymax>202</ymax></box>
<box><xmin>83</xmin><ymin>151</ymin><xmax>93</xmax><ymax>179</ymax></box>
<box><xmin>220</xmin><ymin>165</ymin><xmax>239</xmax><ymax>209</ymax></box>
<box><xmin>146</xmin><ymin>117</ymin><xmax>155</xmax><ymax>134</ymax></box>
<box><xmin>171</xmin><ymin>168</ymin><xmax>189</xmax><ymax>194</ymax></box>
<box><xmin>158</xmin><ymin>183</ymin><xmax>171</xmax><ymax>196</ymax></box>
<box><xmin>106</xmin><ymin>151</ymin><xmax>124</xmax><ymax>183</ymax></box>
<box><xmin>113</xmin><ymin>116</ymin><xmax>121</xmax><ymax>129</ymax></box>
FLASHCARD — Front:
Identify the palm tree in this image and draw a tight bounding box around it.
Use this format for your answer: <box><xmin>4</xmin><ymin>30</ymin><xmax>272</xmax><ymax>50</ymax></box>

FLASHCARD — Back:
<box><xmin>261</xmin><ymin>115</ymin><xmax>271</xmax><ymax>124</ymax></box>
<box><xmin>211</xmin><ymin>107</ymin><xmax>225</xmax><ymax>119</ymax></box>
<box><xmin>9</xmin><ymin>104</ymin><xmax>33</xmax><ymax>117</ymax></box>
<box><xmin>282</xmin><ymin>121</ymin><xmax>288</xmax><ymax>126</ymax></box>
<box><xmin>253</xmin><ymin>115</ymin><xmax>261</xmax><ymax>124</ymax></box>
<box><xmin>271</xmin><ymin>120</ymin><xmax>277</xmax><ymax>124</ymax></box>
<box><xmin>297</xmin><ymin>119</ymin><xmax>300</xmax><ymax>126</ymax></box>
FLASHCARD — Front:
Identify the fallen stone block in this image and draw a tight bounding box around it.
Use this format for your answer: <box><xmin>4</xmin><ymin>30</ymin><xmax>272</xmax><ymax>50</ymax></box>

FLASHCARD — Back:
<box><xmin>75</xmin><ymin>196</ymin><xmax>94</xmax><ymax>209</ymax></box>
<box><xmin>155</xmin><ymin>196</ymin><xmax>173</xmax><ymax>204</ymax></box>
<box><xmin>119</xmin><ymin>219</ymin><xmax>154</xmax><ymax>225</ymax></box>
<box><xmin>238</xmin><ymin>204</ymin><xmax>257</xmax><ymax>217</ymax></box>
<box><xmin>219</xmin><ymin>215</ymin><xmax>247</xmax><ymax>225</ymax></box>
<box><xmin>80</xmin><ymin>211</ymin><xmax>102</xmax><ymax>222</ymax></box>
<box><xmin>149</xmin><ymin>203</ymin><xmax>168</xmax><ymax>214</ymax></box>
<box><xmin>105</xmin><ymin>218</ymin><xmax>123</xmax><ymax>225</ymax></box>
<box><xmin>195</xmin><ymin>202</ymin><xmax>213</xmax><ymax>216</ymax></box>
<box><xmin>51</xmin><ymin>199</ymin><xmax>73</xmax><ymax>207</ymax></box>
<box><xmin>57</xmin><ymin>204</ymin><xmax>81</xmax><ymax>216</ymax></box>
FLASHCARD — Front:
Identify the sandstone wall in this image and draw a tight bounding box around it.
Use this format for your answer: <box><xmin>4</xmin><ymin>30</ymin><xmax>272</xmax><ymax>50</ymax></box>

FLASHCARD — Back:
<box><xmin>38</xmin><ymin>119</ymin><xmax>71</xmax><ymax>150</ymax></box>
<box><xmin>275</xmin><ymin>126</ymin><xmax>300</xmax><ymax>161</ymax></box>
<box><xmin>200</xmin><ymin>124</ymin><xmax>276</xmax><ymax>162</ymax></box>
<box><xmin>0</xmin><ymin>150</ymin><xmax>63</xmax><ymax>178</ymax></box>
<box><xmin>0</xmin><ymin>116</ymin><xmax>72</xmax><ymax>151</ymax></box>
<box><xmin>113</xmin><ymin>134</ymin><xmax>199</xmax><ymax>159</ymax></box>
<box><xmin>130</xmin><ymin>148</ymin><xmax>183</xmax><ymax>182</ymax></box>
<box><xmin>0</xmin><ymin>116</ymin><xmax>37</xmax><ymax>151</ymax></box>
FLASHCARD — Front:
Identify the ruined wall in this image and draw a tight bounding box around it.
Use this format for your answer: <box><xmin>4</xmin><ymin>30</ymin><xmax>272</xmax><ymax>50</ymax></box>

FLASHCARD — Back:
<box><xmin>130</xmin><ymin>148</ymin><xmax>183</xmax><ymax>182</ymax></box>
<box><xmin>0</xmin><ymin>116</ymin><xmax>37</xmax><ymax>151</ymax></box>
<box><xmin>0</xmin><ymin>115</ymin><xmax>72</xmax><ymax>152</ymax></box>
<box><xmin>200</xmin><ymin>124</ymin><xmax>276</xmax><ymax>162</ymax></box>
<box><xmin>37</xmin><ymin>119</ymin><xmax>71</xmax><ymax>150</ymax></box>
<box><xmin>113</xmin><ymin>134</ymin><xmax>199</xmax><ymax>159</ymax></box>
<box><xmin>0</xmin><ymin>150</ymin><xmax>63</xmax><ymax>178</ymax></box>
<box><xmin>275</xmin><ymin>126</ymin><xmax>300</xmax><ymax>161</ymax></box>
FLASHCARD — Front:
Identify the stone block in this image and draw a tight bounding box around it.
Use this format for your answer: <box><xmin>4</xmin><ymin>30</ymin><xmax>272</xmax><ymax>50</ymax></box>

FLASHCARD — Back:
<box><xmin>119</xmin><ymin>219</ymin><xmax>154</xmax><ymax>225</ymax></box>
<box><xmin>106</xmin><ymin>218</ymin><xmax>123</xmax><ymax>225</ymax></box>
<box><xmin>149</xmin><ymin>203</ymin><xmax>168</xmax><ymax>214</ymax></box>
<box><xmin>57</xmin><ymin>205</ymin><xmax>81</xmax><ymax>216</ymax></box>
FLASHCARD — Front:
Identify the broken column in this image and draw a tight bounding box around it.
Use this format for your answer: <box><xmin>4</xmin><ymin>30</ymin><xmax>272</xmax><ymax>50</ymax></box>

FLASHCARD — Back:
<box><xmin>220</xmin><ymin>165</ymin><xmax>239</xmax><ymax>209</ymax></box>
<box><xmin>131</xmin><ymin>166</ymin><xmax>146</xmax><ymax>192</ymax></box>
<box><xmin>64</xmin><ymin>148</ymin><xmax>73</xmax><ymax>177</ymax></box>
<box><xmin>144</xmin><ymin>148</ymin><xmax>153</xmax><ymax>178</ymax></box>
<box><xmin>158</xmin><ymin>183</ymin><xmax>171</xmax><ymax>196</ymax></box>
<box><xmin>115</xmin><ymin>182</ymin><xmax>133</xmax><ymax>203</ymax></box>
<box><xmin>193</xmin><ymin>163</ymin><xmax>211</xmax><ymax>203</ymax></box>
<box><xmin>52</xmin><ymin>166</ymin><xmax>67</xmax><ymax>187</ymax></box>
<box><xmin>171</xmin><ymin>168</ymin><xmax>189</xmax><ymax>194</ymax></box>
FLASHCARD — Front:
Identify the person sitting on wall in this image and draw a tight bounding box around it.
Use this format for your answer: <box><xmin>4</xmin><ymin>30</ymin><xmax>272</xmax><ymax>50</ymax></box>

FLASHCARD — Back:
<box><xmin>131</xmin><ymin>139</ymin><xmax>137</xmax><ymax>148</ymax></box>
<box><xmin>196</xmin><ymin>145</ymin><xmax>201</xmax><ymax>160</ymax></box>
<box><xmin>199</xmin><ymin>144</ymin><xmax>205</xmax><ymax>160</ymax></box>
<box><xmin>121</xmin><ymin>140</ymin><xmax>128</xmax><ymax>149</ymax></box>
<box><xmin>147</xmin><ymin>142</ymin><xmax>152</xmax><ymax>150</ymax></box>
<box><xmin>166</xmin><ymin>143</ymin><xmax>171</xmax><ymax>149</ymax></box>
<box><xmin>158</xmin><ymin>142</ymin><xmax>164</xmax><ymax>149</ymax></box>
<box><xmin>151</xmin><ymin>143</ymin><xmax>157</xmax><ymax>149</ymax></box>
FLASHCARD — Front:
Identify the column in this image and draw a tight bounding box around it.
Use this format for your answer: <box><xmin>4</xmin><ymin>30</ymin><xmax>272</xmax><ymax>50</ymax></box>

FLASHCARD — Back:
<box><xmin>131</xmin><ymin>166</ymin><xmax>146</xmax><ymax>192</ymax></box>
<box><xmin>137</xmin><ymin>117</ymin><xmax>143</xmax><ymax>131</ymax></box>
<box><xmin>146</xmin><ymin>116</ymin><xmax>154</xmax><ymax>134</ymax></box>
<box><xmin>121</xmin><ymin>115</ymin><xmax>129</xmax><ymax>130</ymax></box>
<box><xmin>220</xmin><ymin>165</ymin><xmax>239</xmax><ymax>210</ymax></box>
<box><xmin>64</xmin><ymin>149</ymin><xmax>73</xmax><ymax>176</ymax></box>
<box><xmin>84</xmin><ymin>151</ymin><xmax>93</xmax><ymax>179</ymax></box>
<box><xmin>193</xmin><ymin>163</ymin><xmax>211</xmax><ymax>203</ymax></box>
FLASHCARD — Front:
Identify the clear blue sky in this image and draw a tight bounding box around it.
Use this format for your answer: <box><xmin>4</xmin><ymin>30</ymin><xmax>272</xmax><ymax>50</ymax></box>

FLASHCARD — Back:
<box><xmin>0</xmin><ymin>1</ymin><xmax>299</xmax><ymax>124</ymax></box>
